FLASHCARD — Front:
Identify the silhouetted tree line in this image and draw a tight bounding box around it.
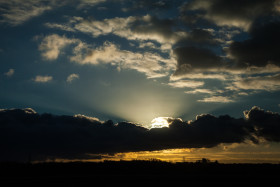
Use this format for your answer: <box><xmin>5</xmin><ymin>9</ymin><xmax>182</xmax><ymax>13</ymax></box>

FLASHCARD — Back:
<box><xmin>0</xmin><ymin>160</ymin><xmax>280</xmax><ymax>184</ymax></box>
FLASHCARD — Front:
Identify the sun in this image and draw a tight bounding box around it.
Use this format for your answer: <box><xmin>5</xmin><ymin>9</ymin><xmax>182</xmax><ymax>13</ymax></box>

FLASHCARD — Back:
<box><xmin>151</xmin><ymin>117</ymin><xmax>170</xmax><ymax>128</ymax></box>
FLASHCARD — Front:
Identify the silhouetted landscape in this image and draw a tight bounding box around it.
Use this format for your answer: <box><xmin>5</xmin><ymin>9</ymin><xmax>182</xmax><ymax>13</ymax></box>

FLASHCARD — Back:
<box><xmin>1</xmin><ymin>160</ymin><xmax>280</xmax><ymax>185</ymax></box>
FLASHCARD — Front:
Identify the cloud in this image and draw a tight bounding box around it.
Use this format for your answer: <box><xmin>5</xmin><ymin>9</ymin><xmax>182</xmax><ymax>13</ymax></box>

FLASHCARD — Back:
<box><xmin>175</xmin><ymin>28</ymin><xmax>221</xmax><ymax>47</ymax></box>
<box><xmin>44</xmin><ymin>22</ymin><xmax>76</xmax><ymax>32</ymax></box>
<box><xmin>38</xmin><ymin>34</ymin><xmax>176</xmax><ymax>79</ymax></box>
<box><xmin>244</xmin><ymin>106</ymin><xmax>280</xmax><ymax>142</ymax></box>
<box><xmin>0</xmin><ymin>0</ymin><xmax>56</xmax><ymax>26</ymax></box>
<box><xmin>76</xmin><ymin>41</ymin><xmax>176</xmax><ymax>78</ymax></box>
<box><xmin>1</xmin><ymin>107</ymin><xmax>280</xmax><ymax>161</ymax></box>
<box><xmin>121</xmin><ymin>0</ymin><xmax>172</xmax><ymax>12</ymax></box>
<box><xmin>129</xmin><ymin>15</ymin><xmax>187</xmax><ymax>44</ymax></box>
<box><xmin>184</xmin><ymin>89</ymin><xmax>215</xmax><ymax>94</ymax></box>
<box><xmin>183</xmin><ymin>0</ymin><xmax>278</xmax><ymax>30</ymax></box>
<box><xmin>169</xmin><ymin>20</ymin><xmax>280</xmax><ymax>97</ymax></box>
<box><xmin>198</xmin><ymin>96</ymin><xmax>233</xmax><ymax>103</ymax></box>
<box><xmin>138</xmin><ymin>41</ymin><xmax>157</xmax><ymax>49</ymax></box>
<box><xmin>170</xmin><ymin>73</ymin><xmax>228</xmax><ymax>81</ymax></box>
<box><xmin>39</xmin><ymin>34</ymin><xmax>80</xmax><ymax>60</ymax></box>
<box><xmin>168</xmin><ymin>80</ymin><xmax>204</xmax><ymax>88</ymax></box>
<box><xmin>173</xmin><ymin>46</ymin><xmax>223</xmax><ymax>75</ymax></box>
<box><xmin>46</xmin><ymin>14</ymin><xmax>187</xmax><ymax>46</ymax></box>
<box><xmin>4</xmin><ymin>69</ymin><xmax>15</xmax><ymax>77</ymax></box>
<box><xmin>227</xmin><ymin>22</ymin><xmax>280</xmax><ymax>68</ymax></box>
<box><xmin>67</xmin><ymin>73</ymin><xmax>79</xmax><ymax>83</ymax></box>
<box><xmin>0</xmin><ymin>0</ymin><xmax>107</xmax><ymax>26</ymax></box>
<box><xmin>38</xmin><ymin>1</ymin><xmax>280</xmax><ymax>99</ymax></box>
<box><xmin>233</xmin><ymin>74</ymin><xmax>280</xmax><ymax>91</ymax></box>
<box><xmin>78</xmin><ymin>0</ymin><xmax>107</xmax><ymax>8</ymax></box>
<box><xmin>33</xmin><ymin>75</ymin><xmax>53</xmax><ymax>83</ymax></box>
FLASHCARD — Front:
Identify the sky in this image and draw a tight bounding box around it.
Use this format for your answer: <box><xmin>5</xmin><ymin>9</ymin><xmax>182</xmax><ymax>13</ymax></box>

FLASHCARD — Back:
<box><xmin>1</xmin><ymin>0</ymin><xmax>280</xmax><ymax>163</ymax></box>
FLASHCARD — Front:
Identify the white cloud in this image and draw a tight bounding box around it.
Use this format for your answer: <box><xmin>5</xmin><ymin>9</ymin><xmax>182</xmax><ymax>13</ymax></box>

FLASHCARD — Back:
<box><xmin>0</xmin><ymin>0</ymin><xmax>106</xmax><ymax>26</ymax></box>
<box><xmin>38</xmin><ymin>34</ymin><xmax>176</xmax><ymax>79</ymax></box>
<box><xmin>47</xmin><ymin>15</ymin><xmax>187</xmax><ymax>46</ymax></box>
<box><xmin>170</xmin><ymin>72</ymin><xmax>228</xmax><ymax>81</ymax></box>
<box><xmin>67</xmin><ymin>73</ymin><xmax>79</xmax><ymax>83</ymax></box>
<box><xmin>0</xmin><ymin>0</ymin><xmax>54</xmax><ymax>26</ymax></box>
<box><xmin>139</xmin><ymin>41</ymin><xmax>157</xmax><ymax>49</ymax></box>
<box><xmin>198</xmin><ymin>96</ymin><xmax>233</xmax><ymax>103</ymax></box>
<box><xmin>71</xmin><ymin>16</ymin><xmax>136</xmax><ymax>37</ymax></box>
<box><xmin>4</xmin><ymin>69</ymin><xmax>15</xmax><ymax>77</ymax></box>
<box><xmin>73</xmin><ymin>114</ymin><xmax>101</xmax><ymax>122</ymax></box>
<box><xmin>45</xmin><ymin>22</ymin><xmax>76</xmax><ymax>32</ymax></box>
<box><xmin>70</xmin><ymin>41</ymin><xmax>176</xmax><ymax>79</ymax></box>
<box><xmin>184</xmin><ymin>89</ymin><xmax>215</xmax><ymax>94</ymax></box>
<box><xmin>233</xmin><ymin>74</ymin><xmax>280</xmax><ymax>91</ymax></box>
<box><xmin>33</xmin><ymin>75</ymin><xmax>53</xmax><ymax>83</ymax></box>
<box><xmin>39</xmin><ymin>34</ymin><xmax>80</xmax><ymax>60</ymax></box>
<box><xmin>168</xmin><ymin>80</ymin><xmax>204</xmax><ymax>88</ymax></box>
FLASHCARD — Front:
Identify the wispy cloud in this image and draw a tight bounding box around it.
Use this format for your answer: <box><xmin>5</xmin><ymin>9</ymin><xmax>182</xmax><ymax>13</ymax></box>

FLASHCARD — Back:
<box><xmin>73</xmin><ymin>41</ymin><xmax>176</xmax><ymax>78</ymax></box>
<box><xmin>0</xmin><ymin>0</ymin><xmax>106</xmax><ymax>26</ymax></box>
<box><xmin>46</xmin><ymin>14</ymin><xmax>187</xmax><ymax>47</ymax></box>
<box><xmin>168</xmin><ymin>80</ymin><xmax>204</xmax><ymax>88</ymax></box>
<box><xmin>67</xmin><ymin>73</ymin><xmax>79</xmax><ymax>83</ymax></box>
<box><xmin>198</xmin><ymin>96</ymin><xmax>233</xmax><ymax>103</ymax></box>
<box><xmin>0</xmin><ymin>0</ymin><xmax>54</xmax><ymax>26</ymax></box>
<box><xmin>233</xmin><ymin>74</ymin><xmax>280</xmax><ymax>91</ymax></box>
<box><xmin>38</xmin><ymin>34</ymin><xmax>176</xmax><ymax>79</ymax></box>
<box><xmin>38</xmin><ymin>34</ymin><xmax>79</xmax><ymax>60</ymax></box>
<box><xmin>33</xmin><ymin>75</ymin><xmax>53</xmax><ymax>83</ymax></box>
<box><xmin>4</xmin><ymin>69</ymin><xmax>15</xmax><ymax>77</ymax></box>
<box><xmin>184</xmin><ymin>89</ymin><xmax>215</xmax><ymax>94</ymax></box>
<box><xmin>78</xmin><ymin>0</ymin><xmax>107</xmax><ymax>8</ymax></box>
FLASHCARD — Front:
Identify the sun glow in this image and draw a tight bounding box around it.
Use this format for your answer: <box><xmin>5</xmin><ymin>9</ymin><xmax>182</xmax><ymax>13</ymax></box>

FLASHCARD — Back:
<box><xmin>151</xmin><ymin>117</ymin><xmax>170</xmax><ymax>128</ymax></box>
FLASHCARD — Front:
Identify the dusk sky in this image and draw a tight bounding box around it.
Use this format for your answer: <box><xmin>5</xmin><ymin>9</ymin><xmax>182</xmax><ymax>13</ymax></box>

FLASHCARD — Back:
<box><xmin>1</xmin><ymin>0</ymin><xmax>280</xmax><ymax>163</ymax></box>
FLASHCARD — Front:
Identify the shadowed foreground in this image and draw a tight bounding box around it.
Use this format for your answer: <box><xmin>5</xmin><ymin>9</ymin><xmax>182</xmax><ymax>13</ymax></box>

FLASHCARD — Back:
<box><xmin>1</xmin><ymin>160</ymin><xmax>280</xmax><ymax>185</ymax></box>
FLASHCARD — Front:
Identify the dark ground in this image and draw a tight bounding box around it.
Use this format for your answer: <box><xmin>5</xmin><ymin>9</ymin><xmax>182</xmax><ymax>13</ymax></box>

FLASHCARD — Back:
<box><xmin>0</xmin><ymin>160</ymin><xmax>280</xmax><ymax>185</ymax></box>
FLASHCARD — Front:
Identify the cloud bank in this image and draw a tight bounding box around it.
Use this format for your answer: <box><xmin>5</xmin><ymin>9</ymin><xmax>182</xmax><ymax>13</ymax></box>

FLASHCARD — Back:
<box><xmin>1</xmin><ymin>107</ymin><xmax>280</xmax><ymax>162</ymax></box>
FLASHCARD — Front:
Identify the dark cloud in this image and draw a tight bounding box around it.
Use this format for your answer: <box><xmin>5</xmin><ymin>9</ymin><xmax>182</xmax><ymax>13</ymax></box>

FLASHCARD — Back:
<box><xmin>173</xmin><ymin>46</ymin><xmax>223</xmax><ymax>75</ymax></box>
<box><xmin>227</xmin><ymin>21</ymin><xmax>280</xmax><ymax>68</ymax></box>
<box><xmin>171</xmin><ymin>28</ymin><xmax>223</xmax><ymax>75</ymax></box>
<box><xmin>158</xmin><ymin>114</ymin><xmax>254</xmax><ymax>148</ymax></box>
<box><xmin>187</xmin><ymin>29</ymin><xmax>218</xmax><ymax>45</ymax></box>
<box><xmin>176</xmin><ymin>29</ymin><xmax>220</xmax><ymax>47</ymax></box>
<box><xmin>244</xmin><ymin>106</ymin><xmax>280</xmax><ymax>142</ymax></box>
<box><xmin>176</xmin><ymin>0</ymin><xmax>280</xmax><ymax>76</ymax></box>
<box><xmin>124</xmin><ymin>0</ymin><xmax>174</xmax><ymax>12</ymax></box>
<box><xmin>206</xmin><ymin>0</ymin><xmax>275</xmax><ymax>21</ymax></box>
<box><xmin>181</xmin><ymin>0</ymin><xmax>278</xmax><ymax>29</ymax></box>
<box><xmin>131</xmin><ymin>15</ymin><xmax>177</xmax><ymax>41</ymax></box>
<box><xmin>1</xmin><ymin>107</ymin><xmax>280</xmax><ymax>162</ymax></box>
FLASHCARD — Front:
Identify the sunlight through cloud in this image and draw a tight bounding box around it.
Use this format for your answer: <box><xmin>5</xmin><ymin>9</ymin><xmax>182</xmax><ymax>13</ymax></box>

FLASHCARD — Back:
<box><xmin>151</xmin><ymin>117</ymin><xmax>170</xmax><ymax>128</ymax></box>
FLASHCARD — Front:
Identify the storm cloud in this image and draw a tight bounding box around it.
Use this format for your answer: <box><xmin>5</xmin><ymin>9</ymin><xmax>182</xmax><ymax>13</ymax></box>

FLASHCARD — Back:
<box><xmin>1</xmin><ymin>107</ymin><xmax>280</xmax><ymax>162</ymax></box>
<box><xmin>228</xmin><ymin>21</ymin><xmax>280</xmax><ymax>68</ymax></box>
